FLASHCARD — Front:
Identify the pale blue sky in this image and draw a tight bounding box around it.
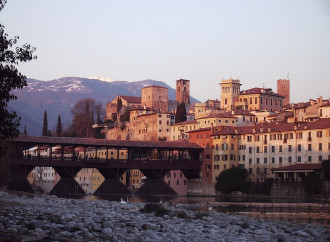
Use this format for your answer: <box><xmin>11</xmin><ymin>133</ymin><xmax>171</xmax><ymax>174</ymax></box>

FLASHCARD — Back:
<box><xmin>1</xmin><ymin>0</ymin><xmax>329</xmax><ymax>103</ymax></box>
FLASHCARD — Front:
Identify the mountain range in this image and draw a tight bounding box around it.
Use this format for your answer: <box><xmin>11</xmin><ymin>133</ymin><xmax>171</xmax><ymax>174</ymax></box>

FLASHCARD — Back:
<box><xmin>9</xmin><ymin>77</ymin><xmax>200</xmax><ymax>136</ymax></box>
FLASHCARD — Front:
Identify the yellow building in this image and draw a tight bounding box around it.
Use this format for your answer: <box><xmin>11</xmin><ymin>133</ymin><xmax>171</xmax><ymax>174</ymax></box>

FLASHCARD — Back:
<box><xmin>211</xmin><ymin>127</ymin><xmax>239</xmax><ymax>183</ymax></box>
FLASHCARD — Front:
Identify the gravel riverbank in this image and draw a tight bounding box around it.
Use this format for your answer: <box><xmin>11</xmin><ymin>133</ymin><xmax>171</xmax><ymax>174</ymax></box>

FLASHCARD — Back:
<box><xmin>0</xmin><ymin>189</ymin><xmax>329</xmax><ymax>241</ymax></box>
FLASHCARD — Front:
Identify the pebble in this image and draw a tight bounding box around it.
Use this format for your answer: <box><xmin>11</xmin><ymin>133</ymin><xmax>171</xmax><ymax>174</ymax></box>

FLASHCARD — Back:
<box><xmin>0</xmin><ymin>189</ymin><xmax>329</xmax><ymax>241</ymax></box>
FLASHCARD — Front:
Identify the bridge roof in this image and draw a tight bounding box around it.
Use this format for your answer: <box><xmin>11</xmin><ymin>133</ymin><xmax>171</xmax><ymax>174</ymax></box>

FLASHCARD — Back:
<box><xmin>10</xmin><ymin>136</ymin><xmax>203</xmax><ymax>150</ymax></box>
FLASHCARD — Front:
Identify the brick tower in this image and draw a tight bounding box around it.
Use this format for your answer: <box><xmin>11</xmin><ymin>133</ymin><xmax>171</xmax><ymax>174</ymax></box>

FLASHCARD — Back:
<box><xmin>277</xmin><ymin>79</ymin><xmax>290</xmax><ymax>106</ymax></box>
<box><xmin>176</xmin><ymin>79</ymin><xmax>190</xmax><ymax>104</ymax></box>
<box><xmin>141</xmin><ymin>85</ymin><xmax>168</xmax><ymax>112</ymax></box>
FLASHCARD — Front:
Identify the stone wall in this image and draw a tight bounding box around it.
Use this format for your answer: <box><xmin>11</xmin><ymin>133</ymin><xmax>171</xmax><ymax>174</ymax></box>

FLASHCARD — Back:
<box><xmin>187</xmin><ymin>179</ymin><xmax>216</xmax><ymax>196</ymax></box>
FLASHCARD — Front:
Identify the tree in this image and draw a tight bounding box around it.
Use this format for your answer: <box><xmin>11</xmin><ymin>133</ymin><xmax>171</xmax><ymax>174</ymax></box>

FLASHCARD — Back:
<box><xmin>67</xmin><ymin>98</ymin><xmax>103</xmax><ymax>138</ymax></box>
<box><xmin>0</xmin><ymin>0</ymin><xmax>37</xmax><ymax>141</ymax></box>
<box><xmin>322</xmin><ymin>159</ymin><xmax>330</xmax><ymax>181</ymax></box>
<box><xmin>215</xmin><ymin>167</ymin><xmax>250</xmax><ymax>194</ymax></box>
<box><xmin>23</xmin><ymin>125</ymin><xmax>27</xmax><ymax>135</ymax></box>
<box><xmin>304</xmin><ymin>173</ymin><xmax>323</xmax><ymax>196</ymax></box>
<box><xmin>56</xmin><ymin>115</ymin><xmax>62</xmax><ymax>137</ymax></box>
<box><xmin>117</xmin><ymin>97</ymin><xmax>123</xmax><ymax>113</ymax></box>
<box><xmin>175</xmin><ymin>102</ymin><xmax>187</xmax><ymax>123</ymax></box>
<box><xmin>42</xmin><ymin>110</ymin><xmax>48</xmax><ymax>136</ymax></box>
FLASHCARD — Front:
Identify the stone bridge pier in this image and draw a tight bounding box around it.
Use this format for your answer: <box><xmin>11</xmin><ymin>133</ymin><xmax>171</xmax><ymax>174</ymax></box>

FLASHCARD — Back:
<box><xmin>50</xmin><ymin>166</ymin><xmax>85</xmax><ymax>195</ymax></box>
<box><xmin>94</xmin><ymin>168</ymin><xmax>131</xmax><ymax>196</ymax></box>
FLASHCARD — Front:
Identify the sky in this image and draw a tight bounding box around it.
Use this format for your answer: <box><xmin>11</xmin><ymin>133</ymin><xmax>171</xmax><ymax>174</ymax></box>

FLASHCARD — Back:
<box><xmin>1</xmin><ymin>0</ymin><xmax>329</xmax><ymax>103</ymax></box>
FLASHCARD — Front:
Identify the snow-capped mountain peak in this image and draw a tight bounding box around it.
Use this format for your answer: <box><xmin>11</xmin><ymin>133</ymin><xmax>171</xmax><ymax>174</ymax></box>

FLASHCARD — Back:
<box><xmin>88</xmin><ymin>76</ymin><xmax>115</xmax><ymax>83</ymax></box>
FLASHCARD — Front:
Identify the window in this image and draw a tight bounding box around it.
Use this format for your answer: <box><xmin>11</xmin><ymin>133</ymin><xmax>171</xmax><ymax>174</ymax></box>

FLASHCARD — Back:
<box><xmin>242</xmin><ymin>155</ymin><xmax>245</xmax><ymax>161</ymax></box>
<box><xmin>317</xmin><ymin>131</ymin><xmax>322</xmax><ymax>137</ymax></box>
<box><xmin>247</xmin><ymin>136</ymin><xmax>252</xmax><ymax>142</ymax></box>
<box><xmin>298</xmin><ymin>144</ymin><xmax>301</xmax><ymax>152</ymax></box>
<box><xmin>308</xmin><ymin>144</ymin><xmax>312</xmax><ymax>151</ymax></box>
<box><xmin>231</xmin><ymin>144</ymin><xmax>234</xmax><ymax>150</ymax></box>
<box><xmin>308</xmin><ymin>156</ymin><xmax>312</xmax><ymax>162</ymax></box>
<box><xmin>249</xmin><ymin>147</ymin><xmax>252</xmax><ymax>154</ymax></box>
<box><xmin>177</xmin><ymin>180</ymin><xmax>179</xmax><ymax>185</ymax></box>
<box><xmin>256</xmin><ymin>147</ymin><xmax>260</xmax><ymax>153</ymax></box>
<box><xmin>263</xmin><ymin>168</ymin><xmax>267</xmax><ymax>175</ymax></box>
<box><xmin>288</xmin><ymin>145</ymin><xmax>292</xmax><ymax>152</ymax></box>
<box><xmin>249</xmin><ymin>168</ymin><xmax>252</xmax><ymax>174</ymax></box>
<box><xmin>264</xmin><ymin>146</ymin><xmax>267</xmax><ymax>153</ymax></box>
<box><xmin>264</xmin><ymin>158</ymin><xmax>267</xmax><ymax>164</ymax></box>
<box><xmin>298</xmin><ymin>156</ymin><xmax>301</xmax><ymax>162</ymax></box>
<box><xmin>184</xmin><ymin>180</ymin><xmax>187</xmax><ymax>185</ymax></box>
<box><xmin>256</xmin><ymin>158</ymin><xmax>260</xmax><ymax>164</ymax></box>
<box><xmin>223</xmin><ymin>165</ymin><xmax>227</xmax><ymax>170</ymax></box>
<box><xmin>319</xmin><ymin>143</ymin><xmax>322</xmax><ymax>151</ymax></box>
<box><xmin>319</xmin><ymin>155</ymin><xmax>323</xmax><ymax>161</ymax></box>
<box><xmin>279</xmin><ymin>157</ymin><xmax>282</xmax><ymax>163</ymax></box>
<box><xmin>279</xmin><ymin>145</ymin><xmax>282</xmax><ymax>152</ymax></box>
<box><xmin>222</xmin><ymin>155</ymin><xmax>228</xmax><ymax>161</ymax></box>
<box><xmin>249</xmin><ymin>158</ymin><xmax>252</xmax><ymax>164</ymax></box>
<box><xmin>272</xmin><ymin>146</ymin><xmax>275</xmax><ymax>152</ymax></box>
<box><xmin>272</xmin><ymin>157</ymin><xmax>275</xmax><ymax>164</ymax></box>
<box><xmin>289</xmin><ymin>156</ymin><xmax>292</xmax><ymax>163</ymax></box>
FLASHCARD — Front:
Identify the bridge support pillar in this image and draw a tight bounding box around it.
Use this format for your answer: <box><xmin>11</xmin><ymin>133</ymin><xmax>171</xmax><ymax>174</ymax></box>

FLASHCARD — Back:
<box><xmin>94</xmin><ymin>168</ymin><xmax>131</xmax><ymax>195</ymax></box>
<box><xmin>135</xmin><ymin>169</ymin><xmax>177</xmax><ymax>196</ymax></box>
<box><xmin>50</xmin><ymin>167</ymin><xmax>85</xmax><ymax>195</ymax></box>
<box><xmin>8</xmin><ymin>165</ymin><xmax>35</xmax><ymax>193</ymax></box>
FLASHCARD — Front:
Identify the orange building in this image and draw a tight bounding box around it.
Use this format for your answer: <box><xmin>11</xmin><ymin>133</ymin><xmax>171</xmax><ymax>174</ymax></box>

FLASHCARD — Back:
<box><xmin>187</xmin><ymin>127</ymin><xmax>213</xmax><ymax>183</ymax></box>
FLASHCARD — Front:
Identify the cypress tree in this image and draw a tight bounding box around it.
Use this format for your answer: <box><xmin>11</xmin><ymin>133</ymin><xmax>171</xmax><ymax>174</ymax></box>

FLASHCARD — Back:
<box><xmin>23</xmin><ymin>125</ymin><xmax>27</xmax><ymax>135</ymax></box>
<box><xmin>175</xmin><ymin>102</ymin><xmax>187</xmax><ymax>123</ymax></box>
<box><xmin>42</xmin><ymin>110</ymin><xmax>48</xmax><ymax>136</ymax></box>
<box><xmin>117</xmin><ymin>97</ymin><xmax>123</xmax><ymax>113</ymax></box>
<box><xmin>56</xmin><ymin>115</ymin><xmax>62</xmax><ymax>137</ymax></box>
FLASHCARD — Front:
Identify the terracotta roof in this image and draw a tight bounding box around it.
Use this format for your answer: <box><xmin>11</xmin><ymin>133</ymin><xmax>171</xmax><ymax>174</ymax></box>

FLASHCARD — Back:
<box><xmin>292</xmin><ymin>102</ymin><xmax>311</xmax><ymax>109</ymax></box>
<box><xmin>320</xmin><ymin>102</ymin><xmax>330</xmax><ymax>108</ymax></box>
<box><xmin>10</xmin><ymin>136</ymin><xmax>203</xmax><ymax>150</ymax></box>
<box><xmin>141</xmin><ymin>85</ymin><xmax>167</xmax><ymax>89</ymax></box>
<box><xmin>186</xmin><ymin>127</ymin><xmax>211</xmax><ymax>133</ymax></box>
<box><xmin>230</xmin><ymin>110</ymin><xmax>255</xmax><ymax>116</ymax></box>
<box><xmin>198</xmin><ymin>112</ymin><xmax>236</xmax><ymax>119</ymax></box>
<box><xmin>211</xmin><ymin>126</ymin><xmax>238</xmax><ymax>136</ymax></box>
<box><xmin>228</xmin><ymin>118</ymin><xmax>330</xmax><ymax>135</ymax></box>
<box><xmin>119</xmin><ymin>95</ymin><xmax>141</xmax><ymax>103</ymax></box>
<box><xmin>273</xmin><ymin>163</ymin><xmax>322</xmax><ymax>171</ymax></box>
<box><xmin>172</xmin><ymin>120</ymin><xmax>198</xmax><ymax>126</ymax></box>
<box><xmin>240</xmin><ymin>87</ymin><xmax>284</xmax><ymax>98</ymax></box>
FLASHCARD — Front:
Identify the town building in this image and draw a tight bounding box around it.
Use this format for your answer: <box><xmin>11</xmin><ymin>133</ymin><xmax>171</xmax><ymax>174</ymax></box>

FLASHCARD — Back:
<box><xmin>236</xmin><ymin>87</ymin><xmax>284</xmax><ymax>112</ymax></box>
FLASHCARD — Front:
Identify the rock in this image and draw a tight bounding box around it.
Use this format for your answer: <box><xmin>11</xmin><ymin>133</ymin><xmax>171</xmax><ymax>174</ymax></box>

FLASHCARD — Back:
<box><xmin>102</xmin><ymin>227</ymin><xmax>112</xmax><ymax>234</ymax></box>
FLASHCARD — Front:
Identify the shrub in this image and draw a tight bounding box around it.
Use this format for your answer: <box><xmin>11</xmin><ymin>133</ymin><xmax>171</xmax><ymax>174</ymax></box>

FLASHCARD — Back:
<box><xmin>322</xmin><ymin>159</ymin><xmax>330</xmax><ymax>181</ymax></box>
<box><xmin>304</xmin><ymin>173</ymin><xmax>323</xmax><ymax>196</ymax></box>
<box><xmin>215</xmin><ymin>167</ymin><xmax>249</xmax><ymax>193</ymax></box>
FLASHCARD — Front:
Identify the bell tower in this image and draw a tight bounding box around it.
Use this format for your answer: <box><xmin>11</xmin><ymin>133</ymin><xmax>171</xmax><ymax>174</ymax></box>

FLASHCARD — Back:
<box><xmin>220</xmin><ymin>78</ymin><xmax>241</xmax><ymax>111</ymax></box>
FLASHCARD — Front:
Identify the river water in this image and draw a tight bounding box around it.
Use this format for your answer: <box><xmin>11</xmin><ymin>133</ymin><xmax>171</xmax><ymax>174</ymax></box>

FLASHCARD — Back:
<box><xmin>54</xmin><ymin>194</ymin><xmax>330</xmax><ymax>227</ymax></box>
